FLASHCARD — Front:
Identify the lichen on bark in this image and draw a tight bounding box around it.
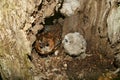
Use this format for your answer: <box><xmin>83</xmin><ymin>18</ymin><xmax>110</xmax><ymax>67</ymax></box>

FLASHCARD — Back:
<box><xmin>0</xmin><ymin>0</ymin><xmax>36</xmax><ymax>80</ymax></box>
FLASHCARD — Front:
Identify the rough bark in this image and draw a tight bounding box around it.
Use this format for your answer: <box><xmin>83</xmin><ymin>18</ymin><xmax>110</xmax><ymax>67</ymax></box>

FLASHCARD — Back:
<box><xmin>0</xmin><ymin>0</ymin><xmax>120</xmax><ymax>80</ymax></box>
<box><xmin>0</xmin><ymin>0</ymin><xmax>36</xmax><ymax>80</ymax></box>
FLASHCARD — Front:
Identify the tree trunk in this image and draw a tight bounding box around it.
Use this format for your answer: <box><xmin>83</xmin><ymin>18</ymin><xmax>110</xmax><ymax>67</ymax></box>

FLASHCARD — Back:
<box><xmin>0</xmin><ymin>0</ymin><xmax>120</xmax><ymax>80</ymax></box>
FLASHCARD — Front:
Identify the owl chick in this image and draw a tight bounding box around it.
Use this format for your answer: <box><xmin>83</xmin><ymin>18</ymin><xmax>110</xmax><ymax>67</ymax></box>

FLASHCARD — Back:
<box><xmin>34</xmin><ymin>23</ymin><xmax>62</xmax><ymax>55</ymax></box>
<box><xmin>62</xmin><ymin>32</ymin><xmax>87</xmax><ymax>58</ymax></box>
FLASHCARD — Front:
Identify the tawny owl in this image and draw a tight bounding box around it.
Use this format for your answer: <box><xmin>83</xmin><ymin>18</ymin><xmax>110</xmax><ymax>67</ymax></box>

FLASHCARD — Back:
<box><xmin>62</xmin><ymin>32</ymin><xmax>87</xmax><ymax>57</ymax></box>
<box><xmin>34</xmin><ymin>23</ymin><xmax>62</xmax><ymax>55</ymax></box>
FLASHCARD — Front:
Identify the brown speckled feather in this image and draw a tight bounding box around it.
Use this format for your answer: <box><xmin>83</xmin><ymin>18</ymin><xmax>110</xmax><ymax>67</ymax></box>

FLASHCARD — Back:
<box><xmin>34</xmin><ymin>23</ymin><xmax>62</xmax><ymax>55</ymax></box>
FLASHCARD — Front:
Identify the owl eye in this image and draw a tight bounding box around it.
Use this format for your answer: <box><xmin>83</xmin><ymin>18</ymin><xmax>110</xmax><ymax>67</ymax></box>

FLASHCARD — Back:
<box><xmin>81</xmin><ymin>47</ymin><xmax>84</xmax><ymax>49</ymax></box>
<box><xmin>40</xmin><ymin>45</ymin><xmax>43</xmax><ymax>48</ymax></box>
<box><xmin>39</xmin><ymin>43</ymin><xmax>44</xmax><ymax>48</ymax></box>
<box><xmin>65</xmin><ymin>39</ymin><xmax>68</xmax><ymax>43</ymax></box>
<box><xmin>46</xmin><ymin>43</ymin><xmax>49</xmax><ymax>47</ymax></box>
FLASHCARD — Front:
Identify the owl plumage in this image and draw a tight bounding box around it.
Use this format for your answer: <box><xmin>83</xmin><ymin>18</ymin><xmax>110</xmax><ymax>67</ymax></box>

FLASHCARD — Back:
<box><xmin>34</xmin><ymin>23</ymin><xmax>62</xmax><ymax>55</ymax></box>
<box><xmin>62</xmin><ymin>32</ymin><xmax>87</xmax><ymax>57</ymax></box>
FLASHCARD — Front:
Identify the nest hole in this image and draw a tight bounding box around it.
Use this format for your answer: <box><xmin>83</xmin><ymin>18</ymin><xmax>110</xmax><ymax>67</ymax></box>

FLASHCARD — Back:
<box><xmin>31</xmin><ymin>11</ymin><xmax>65</xmax><ymax>58</ymax></box>
<box><xmin>44</xmin><ymin>11</ymin><xmax>65</xmax><ymax>25</ymax></box>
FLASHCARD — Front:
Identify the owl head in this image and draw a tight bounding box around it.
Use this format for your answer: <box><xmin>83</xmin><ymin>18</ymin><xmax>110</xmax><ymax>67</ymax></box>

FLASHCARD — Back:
<box><xmin>62</xmin><ymin>32</ymin><xmax>87</xmax><ymax>56</ymax></box>
<box><xmin>62</xmin><ymin>32</ymin><xmax>80</xmax><ymax>45</ymax></box>
<box><xmin>34</xmin><ymin>36</ymin><xmax>55</xmax><ymax>55</ymax></box>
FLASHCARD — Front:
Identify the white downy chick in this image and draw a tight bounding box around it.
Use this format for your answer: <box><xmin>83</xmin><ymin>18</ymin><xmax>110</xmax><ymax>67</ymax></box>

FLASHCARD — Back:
<box><xmin>62</xmin><ymin>32</ymin><xmax>88</xmax><ymax>58</ymax></box>
<box><xmin>60</xmin><ymin>0</ymin><xmax>80</xmax><ymax>16</ymax></box>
